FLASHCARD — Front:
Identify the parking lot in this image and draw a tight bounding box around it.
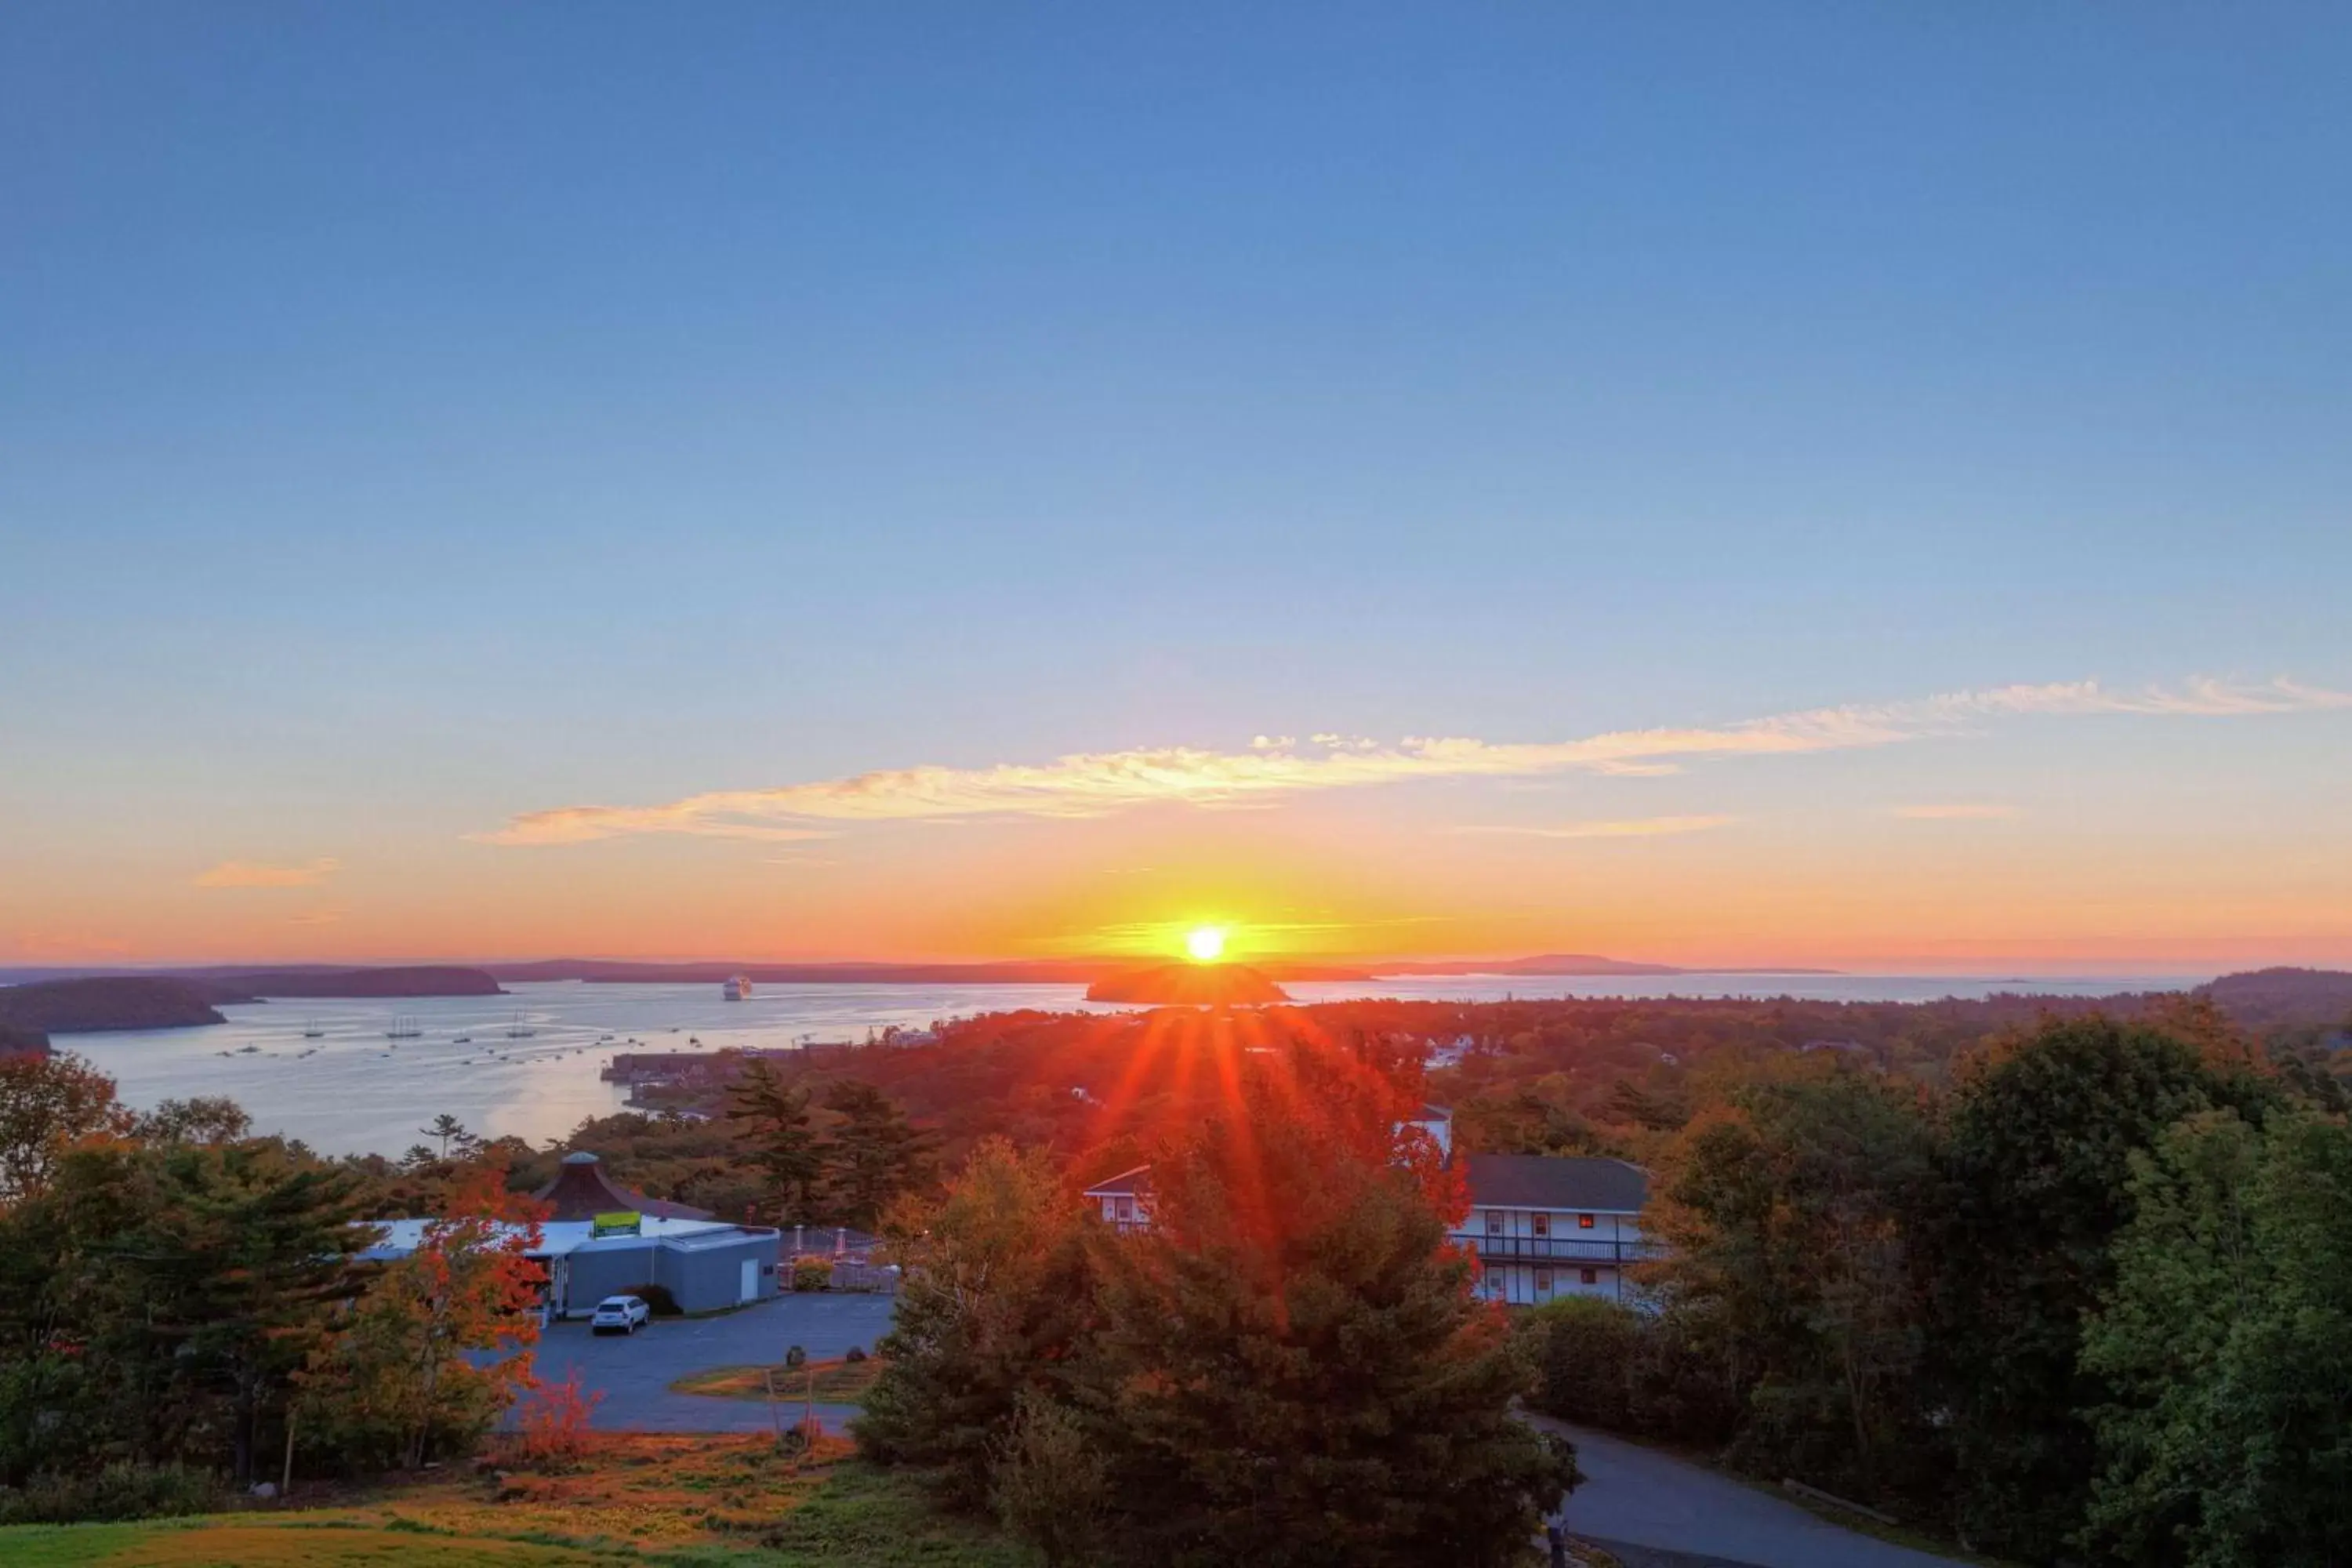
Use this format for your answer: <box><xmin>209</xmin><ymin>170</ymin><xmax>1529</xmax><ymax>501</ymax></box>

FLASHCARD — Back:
<box><xmin>536</xmin><ymin>1291</ymin><xmax>898</xmax><ymax>1433</ymax></box>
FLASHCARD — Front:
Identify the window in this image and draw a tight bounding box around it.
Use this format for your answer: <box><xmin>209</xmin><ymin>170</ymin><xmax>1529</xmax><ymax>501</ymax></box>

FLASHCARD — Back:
<box><xmin>1534</xmin><ymin>1268</ymin><xmax>1552</xmax><ymax>1292</ymax></box>
<box><xmin>1580</xmin><ymin>1268</ymin><xmax>1599</xmax><ymax>1286</ymax></box>
<box><xmin>1116</xmin><ymin>1199</ymin><xmax>1133</xmax><ymax>1221</ymax></box>
<box><xmin>1578</xmin><ymin>1213</ymin><xmax>1595</xmax><ymax>1229</ymax></box>
<box><xmin>1485</xmin><ymin>1210</ymin><xmax>1504</xmax><ymax>1234</ymax></box>
<box><xmin>1531</xmin><ymin>1214</ymin><xmax>1549</xmax><ymax>1238</ymax></box>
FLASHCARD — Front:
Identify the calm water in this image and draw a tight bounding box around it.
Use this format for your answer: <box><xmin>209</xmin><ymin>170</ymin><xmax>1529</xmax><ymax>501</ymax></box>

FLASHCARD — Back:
<box><xmin>46</xmin><ymin>974</ymin><xmax>2198</xmax><ymax>1157</ymax></box>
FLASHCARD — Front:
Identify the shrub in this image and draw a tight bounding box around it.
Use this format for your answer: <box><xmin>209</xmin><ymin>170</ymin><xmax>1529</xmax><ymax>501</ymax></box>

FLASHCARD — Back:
<box><xmin>508</xmin><ymin>1367</ymin><xmax>604</xmax><ymax>1472</ymax></box>
<box><xmin>614</xmin><ymin>1283</ymin><xmax>681</xmax><ymax>1316</ymax></box>
<box><xmin>1522</xmin><ymin>1297</ymin><xmax>1642</xmax><ymax>1432</ymax></box>
<box><xmin>844</xmin><ymin>1345</ymin><xmax>868</xmax><ymax>1363</ymax></box>
<box><xmin>989</xmin><ymin>1391</ymin><xmax>1109</xmax><ymax>1568</ymax></box>
<box><xmin>1519</xmin><ymin>1296</ymin><xmax>1737</xmax><ymax>1447</ymax></box>
<box><xmin>790</xmin><ymin>1258</ymin><xmax>833</xmax><ymax>1292</ymax></box>
<box><xmin>0</xmin><ymin>1461</ymin><xmax>222</xmax><ymax>1525</ymax></box>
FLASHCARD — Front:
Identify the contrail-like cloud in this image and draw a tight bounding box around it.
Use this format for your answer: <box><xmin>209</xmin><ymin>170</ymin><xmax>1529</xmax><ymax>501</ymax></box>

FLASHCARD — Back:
<box><xmin>195</xmin><ymin>857</ymin><xmax>343</xmax><ymax>888</ymax></box>
<box><xmin>1450</xmin><ymin>815</ymin><xmax>1737</xmax><ymax>840</ymax></box>
<box><xmin>474</xmin><ymin>677</ymin><xmax>2350</xmax><ymax>846</ymax></box>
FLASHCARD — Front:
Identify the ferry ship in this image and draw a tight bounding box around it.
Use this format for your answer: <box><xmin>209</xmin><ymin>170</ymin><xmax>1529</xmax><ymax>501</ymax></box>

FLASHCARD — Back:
<box><xmin>722</xmin><ymin>975</ymin><xmax>752</xmax><ymax>1001</ymax></box>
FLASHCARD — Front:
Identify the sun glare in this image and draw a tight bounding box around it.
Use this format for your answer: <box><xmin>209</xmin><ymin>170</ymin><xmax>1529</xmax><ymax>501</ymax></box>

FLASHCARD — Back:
<box><xmin>1184</xmin><ymin>925</ymin><xmax>1228</xmax><ymax>963</ymax></box>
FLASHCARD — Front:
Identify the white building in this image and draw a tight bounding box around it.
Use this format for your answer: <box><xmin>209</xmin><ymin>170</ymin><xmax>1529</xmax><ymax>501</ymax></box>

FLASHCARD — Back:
<box><xmin>1455</xmin><ymin>1153</ymin><xmax>1657</xmax><ymax>1306</ymax></box>
<box><xmin>1081</xmin><ymin>1114</ymin><xmax>1663</xmax><ymax>1308</ymax></box>
<box><xmin>1083</xmin><ymin>1163</ymin><xmax>1153</xmax><ymax>1230</ymax></box>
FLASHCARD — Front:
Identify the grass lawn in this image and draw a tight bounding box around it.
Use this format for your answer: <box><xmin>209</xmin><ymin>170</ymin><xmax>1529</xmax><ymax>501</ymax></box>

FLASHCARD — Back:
<box><xmin>0</xmin><ymin>1436</ymin><xmax>1029</xmax><ymax>1567</ymax></box>
<box><xmin>670</xmin><ymin>1356</ymin><xmax>886</xmax><ymax>1406</ymax></box>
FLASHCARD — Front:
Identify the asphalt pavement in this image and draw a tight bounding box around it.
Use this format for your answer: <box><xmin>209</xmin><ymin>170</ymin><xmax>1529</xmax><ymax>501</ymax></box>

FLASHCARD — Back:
<box><xmin>537</xmin><ymin>1291</ymin><xmax>896</xmax><ymax>1435</ymax></box>
<box><xmin>1530</xmin><ymin>1417</ymin><xmax>1973</xmax><ymax>1568</ymax></box>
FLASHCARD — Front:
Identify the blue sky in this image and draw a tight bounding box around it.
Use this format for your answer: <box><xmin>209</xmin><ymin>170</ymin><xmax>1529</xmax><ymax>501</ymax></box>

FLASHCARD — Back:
<box><xmin>2</xmin><ymin>4</ymin><xmax>2347</xmax><ymax>967</ymax></box>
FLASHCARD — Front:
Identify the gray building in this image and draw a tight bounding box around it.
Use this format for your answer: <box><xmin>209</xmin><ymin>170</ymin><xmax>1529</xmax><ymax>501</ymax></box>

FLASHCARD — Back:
<box><xmin>364</xmin><ymin>1151</ymin><xmax>782</xmax><ymax>1317</ymax></box>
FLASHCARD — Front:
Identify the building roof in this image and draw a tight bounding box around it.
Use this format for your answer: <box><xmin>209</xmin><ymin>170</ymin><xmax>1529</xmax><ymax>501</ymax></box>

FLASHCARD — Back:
<box><xmin>1082</xmin><ymin>1163</ymin><xmax>1153</xmax><ymax>1197</ymax></box>
<box><xmin>534</xmin><ymin>1150</ymin><xmax>713</xmax><ymax>1221</ymax></box>
<box><xmin>359</xmin><ymin>1215</ymin><xmax>775</xmax><ymax>1261</ymax></box>
<box><xmin>1462</xmin><ymin>1154</ymin><xmax>1648</xmax><ymax>1214</ymax></box>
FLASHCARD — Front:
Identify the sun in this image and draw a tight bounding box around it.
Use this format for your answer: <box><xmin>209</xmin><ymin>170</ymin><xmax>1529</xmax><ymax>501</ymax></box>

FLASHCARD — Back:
<box><xmin>1184</xmin><ymin>925</ymin><xmax>1229</xmax><ymax>964</ymax></box>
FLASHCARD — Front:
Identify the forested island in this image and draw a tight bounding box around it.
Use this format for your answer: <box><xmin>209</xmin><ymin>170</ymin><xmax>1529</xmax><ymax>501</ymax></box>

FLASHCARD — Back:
<box><xmin>1083</xmin><ymin>962</ymin><xmax>1291</xmax><ymax>1004</ymax></box>
<box><xmin>0</xmin><ymin>966</ymin><xmax>504</xmax><ymax>1040</ymax></box>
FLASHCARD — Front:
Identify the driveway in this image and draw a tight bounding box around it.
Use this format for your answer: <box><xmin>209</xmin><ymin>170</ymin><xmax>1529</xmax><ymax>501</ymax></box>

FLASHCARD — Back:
<box><xmin>1530</xmin><ymin>1417</ymin><xmax>1972</xmax><ymax>1568</ymax></box>
<box><xmin>536</xmin><ymin>1292</ymin><xmax>896</xmax><ymax>1435</ymax></box>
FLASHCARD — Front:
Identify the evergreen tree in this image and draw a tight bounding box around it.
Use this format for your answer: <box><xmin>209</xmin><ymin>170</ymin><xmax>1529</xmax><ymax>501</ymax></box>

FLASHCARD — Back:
<box><xmin>1083</xmin><ymin>1080</ymin><xmax>1573</xmax><ymax>1568</ymax></box>
<box><xmin>0</xmin><ymin>1131</ymin><xmax>375</xmax><ymax>1485</ymax></box>
<box><xmin>820</xmin><ymin>1080</ymin><xmax>935</xmax><ymax>1228</ymax></box>
<box><xmin>726</xmin><ymin>1058</ymin><xmax>823</xmax><ymax>1222</ymax></box>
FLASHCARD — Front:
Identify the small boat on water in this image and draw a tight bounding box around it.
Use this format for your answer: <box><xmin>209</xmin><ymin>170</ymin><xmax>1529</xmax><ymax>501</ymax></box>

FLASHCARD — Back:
<box><xmin>452</xmin><ymin>1034</ymin><xmax>472</xmax><ymax>1044</ymax></box>
<box><xmin>385</xmin><ymin>1015</ymin><xmax>423</xmax><ymax>1039</ymax></box>
<box><xmin>504</xmin><ymin>1011</ymin><xmax>535</xmax><ymax>1039</ymax></box>
<box><xmin>302</xmin><ymin>1019</ymin><xmax>325</xmax><ymax>1039</ymax></box>
<box><xmin>722</xmin><ymin>975</ymin><xmax>753</xmax><ymax>1001</ymax></box>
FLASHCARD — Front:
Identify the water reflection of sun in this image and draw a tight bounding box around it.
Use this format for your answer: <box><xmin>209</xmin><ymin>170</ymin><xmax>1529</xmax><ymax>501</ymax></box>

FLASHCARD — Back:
<box><xmin>1184</xmin><ymin>925</ymin><xmax>1228</xmax><ymax>963</ymax></box>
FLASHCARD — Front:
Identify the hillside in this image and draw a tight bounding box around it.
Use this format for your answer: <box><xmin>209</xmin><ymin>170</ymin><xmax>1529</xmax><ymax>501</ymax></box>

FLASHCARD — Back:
<box><xmin>202</xmin><ymin>965</ymin><xmax>504</xmax><ymax>998</ymax></box>
<box><xmin>0</xmin><ymin>976</ymin><xmax>230</xmax><ymax>1034</ymax></box>
<box><xmin>2196</xmin><ymin>966</ymin><xmax>2352</xmax><ymax>1029</ymax></box>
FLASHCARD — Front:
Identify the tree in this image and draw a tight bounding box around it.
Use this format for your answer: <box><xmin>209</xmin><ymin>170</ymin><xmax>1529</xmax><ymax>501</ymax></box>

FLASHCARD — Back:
<box><xmin>299</xmin><ymin>1163</ymin><xmax>545</xmax><ymax>1471</ymax></box>
<box><xmin>1082</xmin><ymin>1079</ymin><xmax>1574</xmax><ymax>1568</ymax></box>
<box><xmin>820</xmin><ymin>1080</ymin><xmax>935</xmax><ymax>1228</ymax></box>
<box><xmin>0</xmin><ymin>1052</ymin><xmax>130</xmax><ymax>1207</ymax></box>
<box><xmin>417</xmin><ymin>1114</ymin><xmax>475</xmax><ymax>1161</ymax></box>
<box><xmin>1929</xmin><ymin>1014</ymin><xmax>2279</xmax><ymax>1560</ymax></box>
<box><xmin>727</xmin><ymin>1058</ymin><xmax>823</xmax><ymax>1221</ymax></box>
<box><xmin>2079</xmin><ymin>1109</ymin><xmax>2352</xmax><ymax>1568</ymax></box>
<box><xmin>1644</xmin><ymin>1063</ymin><xmax>1940</xmax><ymax>1499</ymax></box>
<box><xmin>0</xmin><ymin>1134</ymin><xmax>375</xmax><ymax>1485</ymax></box>
<box><xmin>855</xmin><ymin>1138</ymin><xmax>1096</xmax><ymax>1505</ymax></box>
<box><xmin>134</xmin><ymin>1097</ymin><xmax>252</xmax><ymax>1145</ymax></box>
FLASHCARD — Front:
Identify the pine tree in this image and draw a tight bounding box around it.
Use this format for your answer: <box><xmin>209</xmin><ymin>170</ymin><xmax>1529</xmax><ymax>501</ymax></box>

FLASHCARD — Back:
<box><xmin>1083</xmin><ymin>1076</ymin><xmax>1574</xmax><ymax>1568</ymax></box>
<box><xmin>820</xmin><ymin>1080</ymin><xmax>935</xmax><ymax>1228</ymax></box>
<box><xmin>727</xmin><ymin>1058</ymin><xmax>823</xmax><ymax>1222</ymax></box>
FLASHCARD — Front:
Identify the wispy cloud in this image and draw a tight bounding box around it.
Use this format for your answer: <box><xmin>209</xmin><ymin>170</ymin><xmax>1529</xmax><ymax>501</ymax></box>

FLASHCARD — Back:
<box><xmin>286</xmin><ymin>907</ymin><xmax>347</xmax><ymax>926</ymax></box>
<box><xmin>1891</xmin><ymin>804</ymin><xmax>2023</xmax><ymax>821</ymax></box>
<box><xmin>475</xmin><ymin>676</ymin><xmax>2350</xmax><ymax>846</ymax></box>
<box><xmin>195</xmin><ymin>857</ymin><xmax>343</xmax><ymax>889</ymax></box>
<box><xmin>1450</xmin><ymin>815</ymin><xmax>1737</xmax><ymax>840</ymax></box>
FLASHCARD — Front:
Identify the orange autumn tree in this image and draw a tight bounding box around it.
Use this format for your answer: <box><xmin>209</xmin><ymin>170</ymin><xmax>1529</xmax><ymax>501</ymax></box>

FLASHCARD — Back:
<box><xmin>299</xmin><ymin>1163</ymin><xmax>548</xmax><ymax>1471</ymax></box>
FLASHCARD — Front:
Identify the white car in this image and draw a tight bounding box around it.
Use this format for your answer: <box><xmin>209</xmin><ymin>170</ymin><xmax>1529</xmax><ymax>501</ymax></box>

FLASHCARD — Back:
<box><xmin>590</xmin><ymin>1294</ymin><xmax>651</xmax><ymax>1335</ymax></box>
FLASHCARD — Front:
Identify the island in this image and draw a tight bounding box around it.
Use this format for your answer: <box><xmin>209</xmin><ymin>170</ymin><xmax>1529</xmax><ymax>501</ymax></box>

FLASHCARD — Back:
<box><xmin>0</xmin><ymin>977</ymin><xmax>232</xmax><ymax>1036</ymax></box>
<box><xmin>1086</xmin><ymin>964</ymin><xmax>1292</xmax><ymax>1006</ymax></box>
<box><xmin>0</xmin><ymin>966</ymin><xmax>505</xmax><ymax>1037</ymax></box>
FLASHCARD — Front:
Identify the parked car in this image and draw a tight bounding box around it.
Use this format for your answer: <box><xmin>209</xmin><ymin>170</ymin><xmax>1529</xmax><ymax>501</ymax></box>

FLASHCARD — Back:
<box><xmin>590</xmin><ymin>1294</ymin><xmax>652</xmax><ymax>1335</ymax></box>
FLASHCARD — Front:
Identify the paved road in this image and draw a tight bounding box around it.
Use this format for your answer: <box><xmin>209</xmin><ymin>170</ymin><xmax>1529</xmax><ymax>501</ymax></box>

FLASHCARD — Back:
<box><xmin>537</xmin><ymin>1292</ymin><xmax>896</xmax><ymax>1435</ymax></box>
<box><xmin>1530</xmin><ymin>1417</ymin><xmax>1971</xmax><ymax>1568</ymax></box>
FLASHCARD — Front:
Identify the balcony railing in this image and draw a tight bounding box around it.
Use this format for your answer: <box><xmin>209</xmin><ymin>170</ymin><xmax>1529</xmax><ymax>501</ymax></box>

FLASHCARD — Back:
<box><xmin>1450</xmin><ymin>1232</ymin><xmax>1664</xmax><ymax>1265</ymax></box>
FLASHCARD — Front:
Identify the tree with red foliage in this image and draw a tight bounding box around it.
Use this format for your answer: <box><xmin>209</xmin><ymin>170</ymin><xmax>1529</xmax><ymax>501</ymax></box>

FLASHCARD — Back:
<box><xmin>299</xmin><ymin>1162</ymin><xmax>549</xmax><ymax>1471</ymax></box>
